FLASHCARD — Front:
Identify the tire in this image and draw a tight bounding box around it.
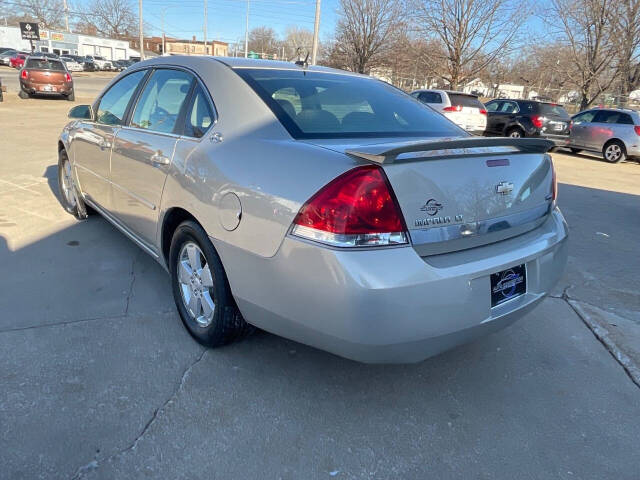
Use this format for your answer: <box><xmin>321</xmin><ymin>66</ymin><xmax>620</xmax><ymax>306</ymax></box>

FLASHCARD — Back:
<box><xmin>169</xmin><ymin>220</ymin><xmax>254</xmax><ymax>347</ymax></box>
<box><xmin>506</xmin><ymin>127</ymin><xmax>524</xmax><ymax>138</ymax></box>
<box><xmin>602</xmin><ymin>140</ymin><xmax>626</xmax><ymax>163</ymax></box>
<box><xmin>570</xmin><ymin>148</ymin><xmax>582</xmax><ymax>154</ymax></box>
<box><xmin>57</xmin><ymin>149</ymin><xmax>89</xmax><ymax>220</ymax></box>
<box><xmin>66</xmin><ymin>90</ymin><xmax>75</xmax><ymax>101</ymax></box>
<box><xmin>18</xmin><ymin>89</ymin><xmax>29</xmax><ymax>99</ymax></box>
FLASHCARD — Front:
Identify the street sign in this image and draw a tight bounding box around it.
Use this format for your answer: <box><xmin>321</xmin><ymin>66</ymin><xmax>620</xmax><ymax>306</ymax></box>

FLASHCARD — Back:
<box><xmin>19</xmin><ymin>22</ymin><xmax>40</xmax><ymax>41</ymax></box>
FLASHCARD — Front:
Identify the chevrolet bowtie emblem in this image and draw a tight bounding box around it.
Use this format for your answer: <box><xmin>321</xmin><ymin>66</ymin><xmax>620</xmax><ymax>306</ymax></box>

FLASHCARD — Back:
<box><xmin>496</xmin><ymin>181</ymin><xmax>514</xmax><ymax>195</ymax></box>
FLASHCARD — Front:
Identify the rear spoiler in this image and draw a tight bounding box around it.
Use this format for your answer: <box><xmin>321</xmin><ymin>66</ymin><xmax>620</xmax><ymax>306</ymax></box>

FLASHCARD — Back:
<box><xmin>345</xmin><ymin>137</ymin><xmax>554</xmax><ymax>164</ymax></box>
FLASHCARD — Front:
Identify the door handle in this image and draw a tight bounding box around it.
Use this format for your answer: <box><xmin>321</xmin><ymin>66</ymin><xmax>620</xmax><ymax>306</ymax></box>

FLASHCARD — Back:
<box><xmin>150</xmin><ymin>152</ymin><xmax>170</xmax><ymax>166</ymax></box>
<box><xmin>99</xmin><ymin>140</ymin><xmax>111</xmax><ymax>150</ymax></box>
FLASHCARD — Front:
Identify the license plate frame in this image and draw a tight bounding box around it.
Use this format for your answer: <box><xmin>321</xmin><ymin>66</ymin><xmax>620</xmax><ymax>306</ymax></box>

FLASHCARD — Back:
<box><xmin>491</xmin><ymin>264</ymin><xmax>526</xmax><ymax>307</ymax></box>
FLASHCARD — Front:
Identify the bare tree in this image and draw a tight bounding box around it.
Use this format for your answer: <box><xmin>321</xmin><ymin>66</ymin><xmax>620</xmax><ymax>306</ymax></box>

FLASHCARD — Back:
<box><xmin>331</xmin><ymin>0</ymin><xmax>403</xmax><ymax>74</ymax></box>
<box><xmin>82</xmin><ymin>0</ymin><xmax>137</xmax><ymax>39</ymax></box>
<box><xmin>282</xmin><ymin>25</ymin><xmax>314</xmax><ymax>61</ymax></box>
<box><xmin>549</xmin><ymin>0</ymin><xmax>618</xmax><ymax>109</ymax></box>
<box><xmin>610</xmin><ymin>0</ymin><xmax>640</xmax><ymax>96</ymax></box>
<box><xmin>413</xmin><ymin>0</ymin><xmax>527</xmax><ymax>89</ymax></box>
<box><xmin>17</xmin><ymin>0</ymin><xmax>64</xmax><ymax>29</ymax></box>
<box><xmin>248</xmin><ymin>26</ymin><xmax>279</xmax><ymax>57</ymax></box>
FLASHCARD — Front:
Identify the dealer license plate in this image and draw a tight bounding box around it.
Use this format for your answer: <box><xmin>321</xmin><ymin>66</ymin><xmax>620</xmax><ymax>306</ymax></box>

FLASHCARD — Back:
<box><xmin>490</xmin><ymin>264</ymin><xmax>526</xmax><ymax>307</ymax></box>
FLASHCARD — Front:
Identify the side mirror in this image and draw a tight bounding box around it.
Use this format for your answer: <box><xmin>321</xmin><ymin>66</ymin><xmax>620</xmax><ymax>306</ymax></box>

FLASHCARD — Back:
<box><xmin>68</xmin><ymin>104</ymin><xmax>92</xmax><ymax>120</ymax></box>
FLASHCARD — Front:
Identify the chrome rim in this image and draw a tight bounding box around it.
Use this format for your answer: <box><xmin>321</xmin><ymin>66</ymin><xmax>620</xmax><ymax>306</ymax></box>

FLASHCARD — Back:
<box><xmin>509</xmin><ymin>130</ymin><xmax>522</xmax><ymax>138</ymax></box>
<box><xmin>177</xmin><ymin>242</ymin><xmax>215</xmax><ymax>327</ymax></box>
<box><xmin>61</xmin><ymin>158</ymin><xmax>77</xmax><ymax>208</ymax></box>
<box><xmin>605</xmin><ymin>144</ymin><xmax>622</xmax><ymax>161</ymax></box>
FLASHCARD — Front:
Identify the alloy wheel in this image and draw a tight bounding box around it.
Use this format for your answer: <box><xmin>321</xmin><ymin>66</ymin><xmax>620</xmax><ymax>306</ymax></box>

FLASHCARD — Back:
<box><xmin>605</xmin><ymin>144</ymin><xmax>622</xmax><ymax>162</ymax></box>
<box><xmin>177</xmin><ymin>242</ymin><xmax>215</xmax><ymax>327</ymax></box>
<box><xmin>61</xmin><ymin>158</ymin><xmax>77</xmax><ymax>209</ymax></box>
<box><xmin>509</xmin><ymin>130</ymin><xmax>522</xmax><ymax>138</ymax></box>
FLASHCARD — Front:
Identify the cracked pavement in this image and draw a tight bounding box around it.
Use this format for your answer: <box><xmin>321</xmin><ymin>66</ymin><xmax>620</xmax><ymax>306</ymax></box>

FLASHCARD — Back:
<box><xmin>1</xmin><ymin>91</ymin><xmax>639</xmax><ymax>479</ymax></box>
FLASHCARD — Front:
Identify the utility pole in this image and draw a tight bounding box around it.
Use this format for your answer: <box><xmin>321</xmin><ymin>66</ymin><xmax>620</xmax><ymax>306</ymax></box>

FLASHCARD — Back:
<box><xmin>63</xmin><ymin>0</ymin><xmax>69</xmax><ymax>32</ymax></box>
<box><xmin>204</xmin><ymin>0</ymin><xmax>208</xmax><ymax>55</ymax></box>
<box><xmin>311</xmin><ymin>0</ymin><xmax>321</xmax><ymax>65</ymax></box>
<box><xmin>161</xmin><ymin>8</ymin><xmax>166</xmax><ymax>55</ymax></box>
<box><xmin>138</xmin><ymin>0</ymin><xmax>144</xmax><ymax>60</ymax></box>
<box><xmin>244</xmin><ymin>0</ymin><xmax>250</xmax><ymax>58</ymax></box>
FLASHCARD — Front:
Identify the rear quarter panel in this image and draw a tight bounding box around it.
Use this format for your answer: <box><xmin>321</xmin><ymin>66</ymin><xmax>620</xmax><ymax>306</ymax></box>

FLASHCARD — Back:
<box><xmin>158</xmin><ymin>59</ymin><xmax>358</xmax><ymax>259</ymax></box>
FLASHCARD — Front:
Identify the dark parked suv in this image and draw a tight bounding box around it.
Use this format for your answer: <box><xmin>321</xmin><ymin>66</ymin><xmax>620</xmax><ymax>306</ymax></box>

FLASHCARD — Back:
<box><xmin>484</xmin><ymin>99</ymin><xmax>571</xmax><ymax>146</ymax></box>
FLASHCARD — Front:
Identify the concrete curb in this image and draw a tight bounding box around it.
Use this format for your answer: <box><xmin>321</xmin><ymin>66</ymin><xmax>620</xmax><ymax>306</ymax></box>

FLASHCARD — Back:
<box><xmin>567</xmin><ymin>299</ymin><xmax>640</xmax><ymax>389</ymax></box>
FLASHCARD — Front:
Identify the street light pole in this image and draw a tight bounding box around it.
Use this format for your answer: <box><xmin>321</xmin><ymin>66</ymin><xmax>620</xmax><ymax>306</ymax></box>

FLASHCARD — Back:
<box><xmin>204</xmin><ymin>0</ymin><xmax>208</xmax><ymax>55</ymax></box>
<box><xmin>311</xmin><ymin>0</ymin><xmax>321</xmax><ymax>65</ymax></box>
<box><xmin>138</xmin><ymin>0</ymin><xmax>144</xmax><ymax>60</ymax></box>
<box><xmin>244</xmin><ymin>0</ymin><xmax>250</xmax><ymax>58</ymax></box>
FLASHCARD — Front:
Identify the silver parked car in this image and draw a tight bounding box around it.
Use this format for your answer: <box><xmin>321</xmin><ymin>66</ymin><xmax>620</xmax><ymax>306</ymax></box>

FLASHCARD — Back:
<box><xmin>568</xmin><ymin>108</ymin><xmax>640</xmax><ymax>162</ymax></box>
<box><xmin>57</xmin><ymin>56</ymin><xmax>568</xmax><ymax>363</ymax></box>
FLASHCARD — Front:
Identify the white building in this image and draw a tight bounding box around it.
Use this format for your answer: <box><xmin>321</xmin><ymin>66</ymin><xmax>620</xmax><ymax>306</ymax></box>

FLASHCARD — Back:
<box><xmin>0</xmin><ymin>26</ymin><xmax>133</xmax><ymax>60</ymax></box>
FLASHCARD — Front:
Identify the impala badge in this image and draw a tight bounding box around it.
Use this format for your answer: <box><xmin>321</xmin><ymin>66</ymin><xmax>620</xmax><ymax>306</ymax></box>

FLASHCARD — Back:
<box><xmin>496</xmin><ymin>181</ymin><xmax>514</xmax><ymax>195</ymax></box>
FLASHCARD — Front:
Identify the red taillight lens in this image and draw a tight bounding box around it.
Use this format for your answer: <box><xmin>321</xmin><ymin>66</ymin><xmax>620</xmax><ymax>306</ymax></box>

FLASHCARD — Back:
<box><xmin>291</xmin><ymin>165</ymin><xmax>408</xmax><ymax>247</ymax></box>
<box><xmin>443</xmin><ymin>105</ymin><xmax>462</xmax><ymax>112</ymax></box>
<box><xmin>634</xmin><ymin>126</ymin><xmax>640</xmax><ymax>136</ymax></box>
<box><xmin>531</xmin><ymin>115</ymin><xmax>544</xmax><ymax>128</ymax></box>
<box><xmin>64</xmin><ymin>72</ymin><xmax>72</xmax><ymax>83</ymax></box>
<box><xmin>550</xmin><ymin>155</ymin><xmax>557</xmax><ymax>202</ymax></box>
<box><xmin>479</xmin><ymin>109</ymin><xmax>487</xmax><ymax>115</ymax></box>
<box><xmin>20</xmin><ymin>69</ymin><xmax>28</xmax><ymax>79</ymax></box>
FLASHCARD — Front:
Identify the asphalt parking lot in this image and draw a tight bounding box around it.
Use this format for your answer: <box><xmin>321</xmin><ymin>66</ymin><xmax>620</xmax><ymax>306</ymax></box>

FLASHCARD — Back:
<box><xmin>1</xmin><ymin>82</ymin><xmax>639</xmax><ymax>479</ymax></box>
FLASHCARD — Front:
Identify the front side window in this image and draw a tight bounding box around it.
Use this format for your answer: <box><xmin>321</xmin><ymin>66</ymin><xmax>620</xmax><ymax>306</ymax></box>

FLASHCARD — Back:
<box><xmin>236</xmin><ymin>69</ymin><xmax>464</xmax><ymax>139</ymax></box>
<box><xmin>184</xmin><ymin>84</ymin><xmax>215</xmax><ymax>138</ymax></box>
<box><xmin>96</xmin><ymin>69</ymin><xmax>146</xmax><ymax>126</ymax></box>
<box><xmin>131</xmin><ymin>69</ymin><xmax>193</xmax><ymax>134</ymax></box>
<box><xmin>572</xmin><ymin>111</ymin><xmax>596</xmax><ymax>124</ymax></box>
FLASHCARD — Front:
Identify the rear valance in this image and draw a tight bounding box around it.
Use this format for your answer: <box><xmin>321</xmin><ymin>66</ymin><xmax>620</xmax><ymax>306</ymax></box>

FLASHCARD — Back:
<box><xmin>345</xmin><ymin>137</ymin><xmax>554</xmax><ymax>164</ymax></box>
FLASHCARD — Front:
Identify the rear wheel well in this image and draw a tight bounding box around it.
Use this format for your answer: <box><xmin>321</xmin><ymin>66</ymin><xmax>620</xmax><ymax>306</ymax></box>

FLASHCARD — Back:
<box><xmin>603</xmin><ymin>138</ymin><xmax>626</xmax><ymax>152</ymax></box>
<box><xmin>58</xmin><ymin>141</ymin><xmax>65</xmax><ymax>153</ymax></box>
<box><xmin>161</xmin><ymin>208</ymin><xmax>199</xmax><ymax>267</ymax></box>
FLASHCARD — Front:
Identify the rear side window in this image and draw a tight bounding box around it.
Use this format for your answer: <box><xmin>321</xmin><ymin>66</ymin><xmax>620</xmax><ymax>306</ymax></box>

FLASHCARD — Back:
<box><xmin>593</xmin><ymin>110</ymin><xmax>628</xmax><ymax>124</ymax></box>
<box><xmin>131</xmin><ymin>69</ymin><xmax>193</xmax><ymax>134</ymax></box>
<box><xmin>500</xmin><ymin>101</ymin><xmax>518</xmax><ymax>113</ymax></box>
<box><xmin>448</xmin><ymin>94</ymin><xmax>484</xmax><ymax>109</ymax></box>
<box><xmin>485</xmin><ymin>101</ymin><xmax>500</xmax><ymax>112</ymax></box>
<box><xmin>538</xmin><ymin>103</ymin><xmax>569</xmax><ymax>118</ymax></box>
<box><xmin>96</xmin><ymin>69</ymin><xmax>147</xmax><ymax>126</ymax></box>
<box><xmin>418</xmin><ymin>91</ymin><xmax>442</xmax><ymax>103</ymax></box>
<box><xmin>184</xmin><ymin>84</ymin><xmax>215</xmax><ymax>138</ymax></box>
<box><xmin>25</xmin><ymin>59</ymin><xmax>65</xmax><ymax>71</ymax></box>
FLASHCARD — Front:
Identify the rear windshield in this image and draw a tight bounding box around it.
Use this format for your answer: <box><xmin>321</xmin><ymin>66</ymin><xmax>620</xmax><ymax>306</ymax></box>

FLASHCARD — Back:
<box><xmin>235</xmin><ymin>68</ymin><xmax>464</xmax><ymax>139</ymax></box>
<box><xmin>538</xmin><ymin>103</ymin><xmax>569</xmax><ymax>118</ymax></box>
<box><xmin>448</xmin><ymin>93</ymin><xmax>485</xmax><ymax>109</ymax></box>
<box><xmin>26</xmin><ymin>59</ymin><xmax>65</xmax><ymax>71</ymax></box>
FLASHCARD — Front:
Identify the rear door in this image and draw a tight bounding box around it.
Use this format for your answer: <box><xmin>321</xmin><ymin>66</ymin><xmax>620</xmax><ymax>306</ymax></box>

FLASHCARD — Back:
<box><xmin>110</xmin><ymin>68</ymin><xmax>194</xmax><ymax>246</ymax></box>
<box><xmin>73</xmin><ymin>69</ymin><xmax>147</xmax><ymax>209</ymax></box>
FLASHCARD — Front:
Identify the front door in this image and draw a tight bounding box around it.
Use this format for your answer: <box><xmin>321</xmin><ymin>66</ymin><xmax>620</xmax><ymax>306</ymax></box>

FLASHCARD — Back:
<box><xmin>484</xmin><ymin>101</ymin><xmax>503</xmax><ymax>135</ymax></box>
<box><xmin>73</xmin><ymin>69</ymin><xmax>147</xmax><ymax>208</ymax></box>
<box><xmin>110</xmin><ymin>68</ymin><xmax>194</xmax><ymax>246</ymax></box>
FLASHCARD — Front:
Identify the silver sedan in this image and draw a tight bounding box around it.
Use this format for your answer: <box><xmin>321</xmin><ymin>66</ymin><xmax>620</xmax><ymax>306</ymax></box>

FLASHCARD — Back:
<box><xmin>58</xmin><ymin>56</ymin><xmax>568</xmax><ymax>363</ymax></box>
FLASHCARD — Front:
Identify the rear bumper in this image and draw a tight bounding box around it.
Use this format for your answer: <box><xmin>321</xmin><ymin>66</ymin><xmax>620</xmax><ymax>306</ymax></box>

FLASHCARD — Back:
<box><xmin>215</xmin><ymin>208</ymin><xmax>568</xmax><ymax>363</ymax></box>
<box><xmin>537</xmin><ymin>132</ymin><xmax>570</xmax><ymax>147</ymax></box>
<box><xmin>21</xmin><ymin>81</ymin><xmax>72</xmax><ymax>95</ymax></box>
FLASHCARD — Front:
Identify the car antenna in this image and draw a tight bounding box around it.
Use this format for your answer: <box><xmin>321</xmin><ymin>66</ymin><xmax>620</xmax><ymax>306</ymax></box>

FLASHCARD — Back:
<box><xmin>294</xmin><ymin>48</ymin><xmax>309</xmax><ymax>69</ymax></box>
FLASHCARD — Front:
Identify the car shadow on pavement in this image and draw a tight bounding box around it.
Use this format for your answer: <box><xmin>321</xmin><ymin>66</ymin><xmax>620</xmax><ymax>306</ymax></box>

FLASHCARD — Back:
<box><xmin>1</xmin><ymin>176</ymin><xmax>639</xmax><ymax>478</ymax></box>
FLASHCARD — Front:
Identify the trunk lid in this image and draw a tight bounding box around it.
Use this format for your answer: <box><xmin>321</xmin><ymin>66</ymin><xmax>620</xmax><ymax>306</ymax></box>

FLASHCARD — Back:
<box><xmin>28</xmin><ymin>69</ymin><xmax>66</xmax><ymax>85</ymax></box>
<box><xmin>306</xmin><ymin>137</ymin><xmax>554</xmax><ymax>256</ymax></box>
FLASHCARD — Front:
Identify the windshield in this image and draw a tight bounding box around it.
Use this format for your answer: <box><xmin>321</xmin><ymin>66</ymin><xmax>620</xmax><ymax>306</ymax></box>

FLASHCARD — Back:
<box><xmin>236</xmin><ymin>68</ymin><xmax>465</xmax><ymax>139</ymax></box>
<box><xmin>25</xmin><ymin>59</ymin><xmax>65</xmax><ymax>71</ymax></box>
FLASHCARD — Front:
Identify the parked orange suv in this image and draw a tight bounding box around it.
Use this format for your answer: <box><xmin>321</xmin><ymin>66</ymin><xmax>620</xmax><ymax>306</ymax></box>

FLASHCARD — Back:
<box><xmin>19</xmin><ymin>56</ymin><xmax>74</xmax><ymax>101</ymax></box>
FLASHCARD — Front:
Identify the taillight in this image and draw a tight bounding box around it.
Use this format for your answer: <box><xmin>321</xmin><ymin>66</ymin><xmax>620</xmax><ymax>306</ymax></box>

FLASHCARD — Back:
<box><xmin>443</xmin><ymin>105</ymin><xmax>462</xmax><ymax>112</ymax></box>
<box><xmin>64</xmin><ymin>72</ymin><xmax>72</xmax><ymax>83</ymax></box>
<box><xmin>531</xmin><ymin>115</ymin><xmax>544</xmax><ymax>128</ymax></box>
<box><xmin>20</xmin><ymin>69</ymin><xmax>28</xmax><ymax>79</ymax></box>
<box><xmin>479</xmin><ymin>109</ymin><xmax>487</xmax><ymax>115</ymax></box>
<box><xmin>291</xmin><ymin>165</ymin><xmax>408</xmax><ymax>247</ymax></box>
<box><xmin>634</xmin><ymin>125</ymin><xmax>640</xmax><ymax>136</ymax></box>
<box><xmin>549</xmin><ymin>155</ymin><xmax>557</xmax><ymax>203</ymax></box>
